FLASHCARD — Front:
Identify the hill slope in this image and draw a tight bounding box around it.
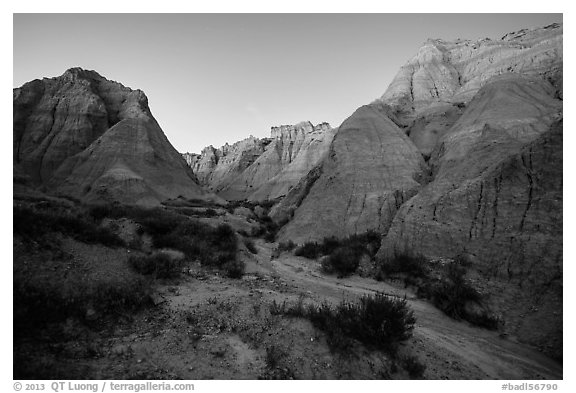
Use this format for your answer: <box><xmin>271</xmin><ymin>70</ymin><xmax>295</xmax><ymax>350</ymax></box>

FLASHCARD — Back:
<box><xmin>13</xmin><ymin>68</ymin><xmax>213</xmax><ymax>206</ymax></box>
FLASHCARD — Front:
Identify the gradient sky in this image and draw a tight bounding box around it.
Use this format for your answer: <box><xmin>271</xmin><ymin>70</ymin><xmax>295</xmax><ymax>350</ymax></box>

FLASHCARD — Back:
<box><xmin>14</xmin><ymin>13</ymin><xmax>562</xmax><ymax>153</ymax></box>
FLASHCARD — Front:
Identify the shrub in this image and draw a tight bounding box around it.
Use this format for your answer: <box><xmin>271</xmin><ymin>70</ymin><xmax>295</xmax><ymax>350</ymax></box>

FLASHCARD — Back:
<box><xmin>378</xmin><ymin>252</ymin><xmax>429</xmax><ymax>279</ymax></box>
<box><xmin>465</xmin><ymin>310</ymin><xmax>500</xmax><ymax>330</ymax></box>
<box><xmin>401</xmin><ymin>355</ymin><xmax>426</xmax><ymax>379</ymax></box>
<box><xmin>88</xmin><ymin>203</ymin><xmax>240</xmax><ymax>276</ymax></box>
<box><xmin>428</xmin><ymin>262</ymin><xmax>481</xmax><ymax>320</ymax></box>
<box><xmin>89</xmin><ymin>204</ymin><xmax>182</xmax><ymax>238</ymax></box>
<box><xmin>294</xmin><ymin>231</ymin><xmax>381</xmax><ymax>269</ymax></box>
<box><xmin>244</xmin><ymin>239</ymin><xmax>258</xmax><ymax>254</ymax></box>
<box><xmin>14</xmin><ymin>205</ymin><xmax>125</xmax><ymax>248</ymax></box>
<box><xmin>256</xmin><ymin>215</ymin><xmax>281</xmax><ymax>242</ymax></box>
<box><xmin>269</xmin><ymin>295</ymin><xmax>306</xmax><ymax>318</ymax></box>
<box><xmin>128</xmin><ymin>253</ymin><xmax>183</xmax><ymax>279</ymax></box>
<box><xmin>263</xmin><ymin>344</ymin><xmax>295</xmax><ymax>379</ymax></box>
<box><xmin>14</xmin><ymin>275</ymin><xmax>152</xmax><ymax>335</ymax></box>
<box><xmin>294</xmin><ymin>242</ymin><xmax>321</xmax><ymax>259</ymax></box>
<box><xmin>265</xmin><ymin>345</ymin><xmax>288</xmax><ymax>370</ymax></box>
<box><xmin>271</xmin><ymin>293</ymin><xmax>415</xmax><ymax>355</ymax></box>
<box><xmin>269</xmin><ymin>299</ymin><xmax>287</xmax><ymax>316</ymax></box>
<box><xmin>415</xmin><ymin>261</ymin><xmax>499</xmax><ymax>329</ymax></box>
<box><xmin>170</xmin><ymin>207</ymin><xmax>220</xmax><ymax>218</ymax></box>
<box><xmin>277</xmin><ymin>240</ymin><xmax>296</xmax><ymax>252</ymax></box>
<box><xmin>223</xmin><ymin>259</ymin><xmax>245</xmax><ymax>279</ymax></box>
<box><xmin>205</xmin><ymin>208</ymin><xmax>218</xmax><ymax>217</ymax></box>
<box><xmin>321</xmin><ymin>246</ymin><xmax>364</xmax><ymax>277</ymax></box>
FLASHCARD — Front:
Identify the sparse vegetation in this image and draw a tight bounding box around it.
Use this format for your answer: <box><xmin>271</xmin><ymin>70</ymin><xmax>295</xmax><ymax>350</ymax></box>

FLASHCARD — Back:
<box><xmin>263</xmin><ymin>344</ymin><xmax>295</xmax><ymax>379</ymax></box>
<box><xmin>168</xmin><ymin>206</ymin><xmax>220</xmax><ymax>218</ymax></box>
<box><xmin>269</xmin><ymin>293</ymin><xmax>415</xmax><ymax>355</ymax></box>
<box><xmin>257</xmin><ymin>216</ymin><xmax>280</xmax><ymax>242</ymax></box>
<box><xmin>89</xmin><ymin>203</ymin><xmax>242</xmax><ymax>277</ymax></box>
<box><xmin>265</xmin><ymin>345</ymin><xmax>288</xmax><ymax>370</ymax></box>
<box><xmin>401</xmin><ymin>354</ymin><xmax>426</xmax><ymax>379</ymax></box>
<box><xmin>416</xmin><ymin>261</ymin><xmax>499</xmax><ymax>328</ymax></box>
<box><xmin>14</xmin><ymin>204</ymin><xmax>125</xmax><ymax>248</ymax></box>
<box><xmin>294</xmin><ymin>241</ymin><xmax>322</xmax><ymax>258</ymax></box>
<box><xmin>321</xmin><ymin>247</ymin><xmax>362</xmax><ymax>277</ymax></box>
<box><xmin>377</xmin><ymin>253</ymin><xmax>499</xmax><ymax>329</ymax></box>
<box><xmin>295</xmin><ymin>231</ymin><xmax>380</xmax><ymax>259</ymax></box>
<box><xmin>378</xmin><ymin>252</ymin><xmax>429</xmax><ymax>280</ymax></box>
<box><xmin>223</xmin><ymin>259</ymin><xmax>246</xmax><ymax>278</ymax></box>
<box><xmin>128</xmin><ymin>253</ymin><xmax>184</xmax><ymax>279</ymax></box>
<box><xmin>293</xmin><ymin>231</ymin><xmax>381</xmax><ymax>277</ymax></box>
<box><xmin>14</xmin><ymin>275</ymin><xmax>152</xmax><ymax>335</ymax></box>
<box><xmin>277</xmin><ymin>240</ymin><xmax>296</xmax><ymax>252</ymax></box>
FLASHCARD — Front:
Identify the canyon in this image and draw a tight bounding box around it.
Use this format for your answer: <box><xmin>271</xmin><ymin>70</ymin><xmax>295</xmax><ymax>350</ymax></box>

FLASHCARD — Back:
<box><xmin>13</xmin><ymin>22</ymin><xmax>563</xmax><ymax>378</ymax></box>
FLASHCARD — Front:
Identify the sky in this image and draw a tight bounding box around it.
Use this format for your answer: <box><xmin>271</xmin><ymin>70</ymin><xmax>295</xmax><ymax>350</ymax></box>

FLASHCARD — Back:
<box><xmin>13</xmin><ymin>13</ymin><xmax>562</xmax><ymax>154</ymax></box>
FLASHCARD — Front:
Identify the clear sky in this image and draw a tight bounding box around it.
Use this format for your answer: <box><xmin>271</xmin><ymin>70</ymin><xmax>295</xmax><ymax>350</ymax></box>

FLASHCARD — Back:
<box><xmin>13</xmin><ymin>13</ymin><xmax>562</xmax><ymax>153</ymax></box>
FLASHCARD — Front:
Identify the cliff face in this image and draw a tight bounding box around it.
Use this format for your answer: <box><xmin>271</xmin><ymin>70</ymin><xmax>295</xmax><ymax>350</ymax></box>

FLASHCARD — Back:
<box><xmin>278</xmin><ymin>23</ymin><xmax>562</xmax><ymax>244</ymax></box>
<box><xmin>274</xmin><ymin>107</ymin><xmax>426</xmax><ymax>242</ymax></box>
<box><xmin>380</xmin><ymin>23</ymin><xmax>562</xmax><ymax>156</ymax></box>
<box><xmin>186</xmin><ymin>121</ymin><xmax>336</xmax><ymax>201</ymax></box>
<box><xmin>379</xmin><ymin>72</ymin><xmax>561</xmax><ymax>268</ymax></box>
<box><xmin>14</xmin><ymin>68</ymin><xmax>213</xmax><ymax>206</ymax></box>
<box><xmin>273</xmin><ymin>23</ymin><xmax>562</xmax><ymax>357</ymax></box>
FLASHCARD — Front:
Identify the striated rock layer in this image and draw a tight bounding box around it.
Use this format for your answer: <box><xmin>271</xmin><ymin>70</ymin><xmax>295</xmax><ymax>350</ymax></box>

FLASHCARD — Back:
<box><xmin>380</xmin><ymin>22</ymin><xmax>562</xmax><ymax>156</ymax></box>
<box><xmin>273</xmin><ymin>24</ymin><xmax>562</xmax><ymax>357</ymax></box>
<box><xmin>186</xmin><ymin>121</ymin><xmax>336</xmax><ymax>201</ymax></box>
<box><xmin>378</xmin><ymin>74</ymin><xmax>562</xmax><ymax>357</ymax></box>
<box><xmin>274</xmin><ymin>106</ymin><xmax>427</xmax><ymax>243</ymax></box>
<box><xmin>278</xmin><ymin>23</ymin><xmax>562</xmax><ymax>245</ymax></box>
<box><xmin>14</xmin><ymin>68</ymin><xmax>213</xmax><ymax>206</ymax></box>
<box><xmin>272</xmin><ymin>24</ymin><xmax>563</xmax><ymax>358</ymax></box>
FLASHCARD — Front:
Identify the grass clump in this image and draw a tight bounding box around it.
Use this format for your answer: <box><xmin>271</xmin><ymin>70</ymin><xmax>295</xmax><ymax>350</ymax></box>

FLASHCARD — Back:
<box><xmin>269</xmin><ymin>293</ymin><xmax>415</xmax><ymax>355</ymax></box>
<box><xmin>263</xmin><ymin>344</ymin><xmax>295</xmax><ymax>379</ymax></box>
<box><xmin>128</xmin><ymin>253</ymin><xmax>183</xmax><ymax>279</ymax></box>
<box><xmin>265</xmin><ymin>345</ymin><xmax>288</xmax><ymax>370</ymax></box>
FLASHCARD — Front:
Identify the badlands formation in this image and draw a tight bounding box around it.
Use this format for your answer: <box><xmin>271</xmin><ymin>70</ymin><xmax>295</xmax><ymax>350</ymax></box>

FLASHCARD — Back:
<box><xmin>14</xmin><ymin>68</ymin><xmax>213</xmax><ymax>206</ymax></box>
<box><xmin>186</xmin><ymin>23</ymin><xmax>563</xmax><ymax>357</ymax></box>
<box><xmin>184</xmin><ymin>121</ymin><xmax>336</xmax><ymax>202</ymax></box>
<box><xmin>13</xmin><ymin>23</ymin><xmax>563</xmax><ymax>363</ymax></box>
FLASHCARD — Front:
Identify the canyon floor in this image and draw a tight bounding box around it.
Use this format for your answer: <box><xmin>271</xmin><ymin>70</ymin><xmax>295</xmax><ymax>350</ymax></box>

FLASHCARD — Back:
<box><xmin>13</xmin><ymin>202</ymin><xmax>562</xmax><ymax>380</ymax></box>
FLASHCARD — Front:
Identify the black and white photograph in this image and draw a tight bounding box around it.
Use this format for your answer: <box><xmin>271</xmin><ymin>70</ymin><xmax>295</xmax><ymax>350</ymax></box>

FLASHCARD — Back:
<box><xmin>9</xmin><ymin>5</ymin><xmax>566</xmax><ymax>386</ymax></box>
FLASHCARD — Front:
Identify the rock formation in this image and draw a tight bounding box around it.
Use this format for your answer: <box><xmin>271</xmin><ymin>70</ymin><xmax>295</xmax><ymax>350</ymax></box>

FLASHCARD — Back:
<box><xmin>273</xmin><ymin>106</ymin><xmax>427</xmax><ymax>242</ymax></box>
<box><xmin>272</xmin><ymin>23</ymin><xmax>562</xmax><ymax>358</ymax></box>
<box><xmin>276</xmin><ymin>23</ymin><xmax>562</xmax><ymax>245</ymax></box>
<box><xmin>14</xmin><ymin>68</ymin><xmax>214</xmax><ymax>206</ymax></box>
<box><xmin>380</xmin><ymin>22</ymin><xmax>562</xmax><ymax>155</ymax></box>
<box><xmin>186</xmin><ymin>121</ymin><xmax>336</xmax><ymax>201</ymax></box>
